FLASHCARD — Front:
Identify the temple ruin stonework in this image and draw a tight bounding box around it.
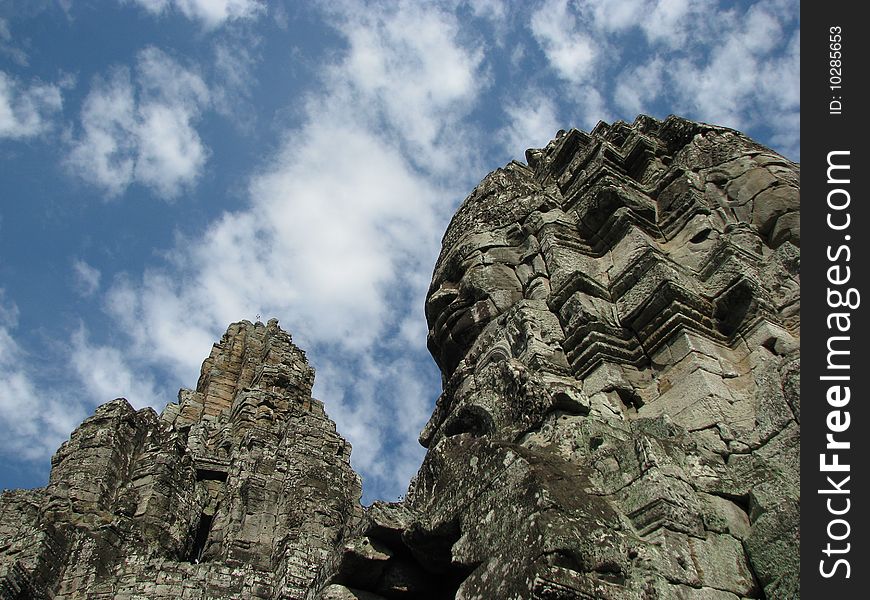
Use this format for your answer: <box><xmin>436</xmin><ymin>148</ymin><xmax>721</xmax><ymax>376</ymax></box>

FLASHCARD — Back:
<box><xmin>0</xmin><ymin>115</ymin><xmax>800</xmax><ymax>599</ymax></box>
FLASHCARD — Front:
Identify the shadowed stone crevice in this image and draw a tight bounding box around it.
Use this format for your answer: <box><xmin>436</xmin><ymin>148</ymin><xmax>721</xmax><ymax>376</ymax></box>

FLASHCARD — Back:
<box><xmin>442</xmin><ymin>406</ymin><xmax>495</xmax><ymax>439</ymax></box>
<box><xmin>186</xmin><ymin>511</ymin><xmax>215</xmax><ymax>564</ymax></box>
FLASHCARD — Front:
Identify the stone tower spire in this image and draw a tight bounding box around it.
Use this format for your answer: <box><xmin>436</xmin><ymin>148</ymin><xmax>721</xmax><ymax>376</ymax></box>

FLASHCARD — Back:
<box><xmin>1</xmin><ymin>320</ymin><xmax>361</xmax><ymax>599</ymax></box>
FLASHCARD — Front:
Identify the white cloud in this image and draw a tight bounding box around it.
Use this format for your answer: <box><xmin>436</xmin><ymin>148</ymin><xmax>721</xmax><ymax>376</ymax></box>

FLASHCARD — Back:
<box><xmin>663</xmin><ymin>3</ymin><xmax>799</xmax><ymax>159</ymax></box>
<box><xmin>525</xmin><ymin>0</ymin><xmax>798</xmax><ymax>159</ymax></box>
<box><xmin>135</xmin><ymin>102</ymin><xmax>209</xmax><ymax>197</ymax></box>
<box><xmin>129</xmin><ymin>0</ymin><xmax>171</xmax><ymax>17</ymax></box>
<box><xmin>272</xmin><ymin>3</ymin><xmax>289</xmax><ymax>30</ymax></box>
<box><xmin>0</xmin><ymin>71</ymin><xmax>63</xmax><ymax>139</ymax></box>
<box><xmin>137</xmin><ymin>46</ymin><xmax>210</xmax><ymax>106</ymax></box>
<box><xmin>575</xmin><ymin>86</ymin><xmax>611</xmax><ymax>130</ymax></box>
<box><xmin>66</xmin><ymin>47</ymin><xmax>210</xmax><ymax>199</ymax></box>
<box><xmin>105</xmin><ymin>272</ymin><xmax>218</xmax><ymax>382</ymax></box>
<box><xmin>72</xmin><ymin>259</ymin><xmax>101</xmax><ymax>297</ymax></box>
<box><xmin>128</xmin><ymin>0</ymin><xmax>265</xmax><ymax>29</ymax></box>
<box><xmin>313</xmin><ymin>354</ymin><xmax>433</xmax><ymax>499</ymax></box>
<box><xmin>69</xmin><ymin>325</ymin><xmax>162</xmax><ymax>410</ymax></box>
<box><xmin>210</xmin><ymin>35</ymin><xmax>260</xmax><ymax>129</ymax></box>
<box><xmin>0</xmin><ymin>18</ymin><xmax>29</xmax><ymax>66</ymax></box>
<box><xmin>90</xmin><ymin>2</ymin><xmax>484</xmax><ymax>500</ymax></box>
<box><xmin>759</xmin><ymin>30</ymin><xmax>799</xmax><ymax>158</ymax></box>
<box><xmin>614</xmin><ymin>57</ymin><xmax>665</xmax><ymax>116</ymax></box>
<box><xmin>466</xmin><ymin>0</ymin><xmax>509</xmax><ymax>24</ymax></box>
<box><xmin>104</xmin><ymin>118</ymin><xmax>445</xmax><ymax>365</ymax></box>
<box><xmin>575</xmin><ymin>0</ymin><xmax>710</xmax><ymax>48</ymax></box>
<box><xmin>0</xmin><ymin>294</ymin><xmax>19</xmax><ymax>331</ymax></box>
<box><xmin>0</xmin><ymin>290</ymin><xmax>165</xmax><ymax>467</ymax></box>
<box><xmin>668</xmin><ymin>3</ymin><xmax>795</xmax><ymax>133</ymax></box>
<box><xmin>66</xmin><ymin>69</ymin><xmax>137</xmax><ymax>196</ymax></box>
<box><xmin>576</xmin><ymin>0</ymin><xmax>645</xmax><ymax>32</ymax></box>
<box><xmin>640</xmin><ymin>0</ymin><xmax>704</xmax><ymax>46</ymax></box>
<box><xmin>0</xmin><ymin>292</ymin><xmax>88</xmax><ymax>462</ymax></box>
<box><xmin>463</xmin><ymin>0</ymin><xmax>514</xmax><ymax>45</ymax></box>
<box><xmin>500</xmin><ymin>91</ymin><xmax>560</xmax><ymax>159</ymax></box>
<box><xmin>0</xmin><ymin>359</ymin><xmax>71</xmax><ymax>462</ymax></box>
<box><xmin>329</xmin><ymin>2</ymin><xmax>485</xmax><ymax>174</ymax></box>
<box><xmin>530</xmin><ymin>0</ymin><xmax>597</xmax><ymax>85</ymax></box>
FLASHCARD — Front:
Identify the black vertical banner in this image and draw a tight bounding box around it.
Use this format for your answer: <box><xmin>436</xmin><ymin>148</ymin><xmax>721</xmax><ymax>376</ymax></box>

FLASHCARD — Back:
<box><xmin>802</xmin><ymin>3</ymin><xmax>869</xmax><ymax>597</ymax></box>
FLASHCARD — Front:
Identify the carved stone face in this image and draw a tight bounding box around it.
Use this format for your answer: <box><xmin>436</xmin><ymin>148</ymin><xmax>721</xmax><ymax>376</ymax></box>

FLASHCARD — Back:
<box><xmin>425</xmin><ymin>164</ymin><xmax>546</xmax><ymax>379</ymax></box>
<box><xmin>411</xmin><ymin>116</ymin><xmax>800</xmax><ymax>599</ymax></box>
<box><xmin>424</xmin><ymin>118</ymin><xmax>800</xmax><ymax>438</ymax></box>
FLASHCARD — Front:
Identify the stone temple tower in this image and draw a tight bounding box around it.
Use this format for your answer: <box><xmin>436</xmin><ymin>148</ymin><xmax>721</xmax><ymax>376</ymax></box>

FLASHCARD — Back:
<box><xmin>312</xmin><ymin>115</ymin><xmax>800</xmax><ymax>600</ymax></box>
<box><xmin>0</xmin><ymin>320</ymin><xmax>362</xmax><ymax>599</ymax></box>
<box><xmin>1</xmin><ymin>115</ymin><xmax>799</xmax><ymax>599</ymax></box>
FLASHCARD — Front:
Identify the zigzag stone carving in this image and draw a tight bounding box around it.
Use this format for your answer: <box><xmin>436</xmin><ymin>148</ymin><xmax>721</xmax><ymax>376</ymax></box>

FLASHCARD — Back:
<box><xmin>0</xmin><ymin>115</ymin><xmax>799</xmax><ymax>599</ymax></box>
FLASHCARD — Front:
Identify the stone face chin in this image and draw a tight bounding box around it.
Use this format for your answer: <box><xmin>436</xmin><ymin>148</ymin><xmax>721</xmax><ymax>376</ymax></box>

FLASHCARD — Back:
<box><xmin>1</xmin><ymin>115</ymin><xmax>799</xmax><ymax>600</ymax></box>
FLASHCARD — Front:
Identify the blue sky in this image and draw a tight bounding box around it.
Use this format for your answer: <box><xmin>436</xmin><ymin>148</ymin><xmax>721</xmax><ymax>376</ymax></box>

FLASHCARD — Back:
<box><xmin>0</xmin><ymin>0</ymin><xmax>799</xmax><ymax>503</ymax></box>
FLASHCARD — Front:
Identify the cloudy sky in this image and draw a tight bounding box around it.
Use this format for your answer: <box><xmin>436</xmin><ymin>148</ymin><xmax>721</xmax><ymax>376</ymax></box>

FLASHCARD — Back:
<box><xmin>0</xmin><ymin>0</ymin><xmax>798</xmax><ymax>503</ymax></box>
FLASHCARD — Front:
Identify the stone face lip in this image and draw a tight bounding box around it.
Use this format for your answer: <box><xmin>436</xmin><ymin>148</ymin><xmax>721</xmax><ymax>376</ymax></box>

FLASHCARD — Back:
<box><xmin>1</xmin><ymin>114</ymin><xmax>799</xmax><ymax>600</ymax></box>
